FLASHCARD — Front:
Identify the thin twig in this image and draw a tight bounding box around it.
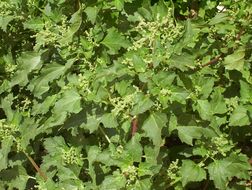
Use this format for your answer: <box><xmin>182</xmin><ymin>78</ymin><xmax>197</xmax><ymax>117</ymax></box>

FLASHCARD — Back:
<box><xmin>195</xmin><ymin>28</ymin><xmax>245</xmax><ymax>71</ymax></box>
<box><xmin>201</xmin><ymin>54</ymin><xmax>223</xmax><ymax>68</ymax></box>
<box><xmin>24</xmin><ymin>152</ymin><xmax>47</xmax><ymax>181</ymax></box>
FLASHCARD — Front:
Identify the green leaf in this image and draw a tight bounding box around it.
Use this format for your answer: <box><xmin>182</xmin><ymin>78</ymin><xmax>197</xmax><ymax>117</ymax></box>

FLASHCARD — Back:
<box><xmin>177</xmin><ymin>126</ymin><xmax>216</xmax><ymax>145</ymax></box>
<box><xmin>198</xmin><ymin>77</ymin><xmax>215</xmax><ymax>99</ymax></box>
<box><xmin>125</xmin><ymin>134</ymin><xmax>143</xmax><ymax>162</ymax></box>
<box><xmin>101</xmin><ymin>27</ymin><xmax>130</xmax><ymax>55</ymax></box>
<box><xmin>196</xmin><ymin>100</ymin><xmax>212</xmax><ymax>120</ymax></box>
<box><xmin>7</xmin><ymin>166</ymin><xmax>30</xmax><ymax>190</ymax></box>
<box><xmin>151</xmin><ymin>0</ymin><xmax>169</xmax><ymax>18</ymax></box>
<box><xmin>142</xmin><ymin>113</ymin><xmax>167</xmax><ymax>146</ymax></box>
<box><xmin>132</xmin><ymin>54</ymin><xmax>147</xmax><ymax>73</ymax></box>
<box><xmin>43</xmin><ymin>112</ymin><xmax>67</xmax><ymax>132</ymax></box>
<box><xmin>59</xmin><ymin>8</ymin><xmax>82</xmax><ymax>45</ymax></box>
<box><xmin>196</xmin><ymin>88</ymin><xmax>227</xmax><ymax>120</ymax></box>
<box><xmin>44</xmin><ymin>136</ymin><xmax>66</xmax><ymax>156</ymax></box>
<box><xmin>84</xmin><ymin>6</ymin><xmax>99</xmax><ymax>24</ymax></box>
<box><xmin>81</xmin><ymin>113</ymin><xmax>101</xmax><ymax>133</ymax></box>
<box><xmin>0</xmin><ymin>94</ymin><xmax>14</xmax><ymax>121</ymax></box>
<box><xmin>131</xmin><ymin>94</ymin><xmax>154</xmax><ymax>115</ymax></box>
<box><xmin>209</xmin><ymin>13</ymin><xmax>228</xmax><ymax>25</ymax></box>
<box><xmin>177</xmin><ymin>126</ymin><xmax>202</xmax><ymax>145</ymax></box>
<box><xmin>87</xmin><ymin>145</ymin><xmax>101</xmax><ymax>182</ymax></box>
<box><xmin>32</xmin><ymin>95</ymin><xmax>58</xmax><ymax>115</ymax></box>
<box><xmin>100</xmin><ymin>170</ymin><xmax>126</xmax><ymax>190</ymax></box>
<box><xmin>168</xmin><ymin>113</ymin><xmax>178</xmax><ymax>134</ymax></box>
<box><xmin>239</xmin><ymin>80</ymin><xmax>252</xmax><ymax>103</ymax></box>
<box><xmin>210</xmin><ymin>88</ymin><xmax>227</xmax><ymax>114</ymax></box>
<box><xmin>23</xmin><ymin>18</ymin><xmax>44</xmax><ymax>30</ymax></box>
<box><xmin>134</xmin><ymin>178</ymin><xmax>152</xmax><ymax>190</ymax></box>
<box><xmin>170</xmin><ymin>86</ymin><xmax>189</xmax><ymax>104</ymax></box>
<box><xmin>19</xmin><ymin>117</ymin><xmax>40</xmax><ymax>149</ymax></box>
<box><xmin>208</xmin><ymin>160</ymin><xmax>231</xmax><ymax>189</ymax></box>
<box><xmin>229</xmin><ymin>106</ymin><xmax>250</xmax><ymax>126</ymax></box>
<box><xmin>0</xmin><ymin>15</ymin><xmax>14</xmax><ymax>31</ymax></box>
<box><xmin>114</xmin><ymin>0</ymin><xmax>124</xmax><ymax>11</ymax></box>
<box><xmin>42</xmin><ymin>137</ymin><xmax>69</xmax><ymax>168</ymax></box>
<box><xmin>224</xmin><ymin>48</ymin><xmax>245</xmax><ymax>71</ymax></box>
<box><xmin>115</xmin><ymin>80</ymin><xmax>132</xmax><ymax>96</ymax></box>
<box><xmin>53</xmin><ymin>89</ymin><xmax>82</xmax><ymax>114</ymax></box>
<box><xmin>28</xmin><ymin>63</ymin><xmax>65</xmax><ymax>98</ymax></box>
<box><xmin>174</xmin><ymin>19</ymin><xmax>200</xmax><ymax>52</ymax></box>
<box><xmin>180</xmin><ymin>160</ymin><xmax>206</xmax><ymax>187</ymax></box>
<box><xmin>11</xmin><ymin>52</ymin><xmax>42</xmax><ymax>86</ymax></box>
<box><xmin>208</xmin><ymin>154</ymin><xmax>250</xmax><ymax>190</ymax></box>
<box><xmin>0</xmin><ymin>138</ymin><xmax>13</xmax><ymax>171</ymax></box>
<box><xmin>152</xmin><ymin>71</ymin><xmax>176</xmax><ymax>87</ymax></box>
<box><xmin>101</xmin><ymin>113</ymin><xmax>118</xmax><ymax>128</ymax></box>
<box><xmin>170</xmin><ymin>52</ymin><xmax>196</xmax><ymax>71</ymax></box>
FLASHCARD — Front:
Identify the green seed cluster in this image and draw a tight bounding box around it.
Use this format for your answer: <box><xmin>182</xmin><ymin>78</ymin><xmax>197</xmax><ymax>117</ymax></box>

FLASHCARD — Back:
<box><xmin>77</xmin><ymin>74</ymin><xmax>91</xmax><ymax>94</ymax></box>
<box><xmin>0</xmin><ymin>1</ymin><xmax>15</xmax><ymax>16</ymax></box>
<box><xmin>110</xmin><ymin>93</ymin><xmax>135</xmax><ymax>119</ymax></box>
<box><xmin>128</xmin><ymin>10</ymin><xmax>184</xmax><ymax>51</ymax></box>
<box><xmin>167</xmin><ymin>159</ymin><xmax>180</xmax><ymax>183</ymax></box>
<box><xmin>210</xmin><ymin>134</ymin><xmax>235</xmax><ymax>157</ymax></box>
<box><xmin>61</xmin><ymin>147</ymin><xmax>83</xmax><ymax>166</ymax></box>
<box><xmin>32</xmin><ymin>15</ymin><xmax>70</xmax><ymax>50</ymax></box>
<box><xmin>0</xmin><ymin>119</ymin><xmax>18</xmax><ymax>140</ymax></box>
<box><xmin>123</xmin><ymin>165</ymin><xmax>138</xmax><ymax>185</ymax></box>
<box><xmin>225</xmin><ymin>96</ymin><xmax>239</xmax><ymax>114</ymax></box>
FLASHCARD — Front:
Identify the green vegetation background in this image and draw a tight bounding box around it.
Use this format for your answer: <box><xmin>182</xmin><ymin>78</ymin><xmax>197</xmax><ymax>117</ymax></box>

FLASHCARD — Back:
<box><xmin>0</xmin><ymin>0</ymin><xmax>251</xmax><ymax>189</ymax></box>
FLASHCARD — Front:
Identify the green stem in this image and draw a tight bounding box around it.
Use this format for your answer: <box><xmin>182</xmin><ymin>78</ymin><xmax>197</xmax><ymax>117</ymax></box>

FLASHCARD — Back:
<box><xmin>170</xmin><ymin>0</ymin><xmax>176</xmax><ymax>24</ymax></box>
<box><xmin>99</xmin><ymin>126</ymin><xmax>111</xmax><ymax>144</ymax></box>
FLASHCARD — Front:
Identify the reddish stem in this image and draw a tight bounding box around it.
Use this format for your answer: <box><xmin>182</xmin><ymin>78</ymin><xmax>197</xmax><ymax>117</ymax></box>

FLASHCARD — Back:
<box><xmin>201</xmin><ymin>54</ymin><xmax>223</xmax><ymax>68</ymax></box>
<box><xmin>131</xmin><ymin>117</ymin><xmax>138</xmax><ymax>136</ymax></box>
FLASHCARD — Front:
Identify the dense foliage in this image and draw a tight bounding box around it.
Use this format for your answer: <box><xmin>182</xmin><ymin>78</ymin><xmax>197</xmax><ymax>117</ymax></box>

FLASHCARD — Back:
<box><xmin>0</xmin><ymin>0</ymin><xmax>252</xmax><ymax>189</ymax></box>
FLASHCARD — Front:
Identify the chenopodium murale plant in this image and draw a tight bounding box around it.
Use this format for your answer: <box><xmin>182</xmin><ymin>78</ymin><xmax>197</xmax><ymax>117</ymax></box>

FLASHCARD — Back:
<box><xmin>225</xmin><ymin>96</ymin><xmax>239</xmax><ymax>115</ymax></box>
<box><xmin>32</xmin><ymin>15</ymin><xmax>70</xmax><ymax>49</ymax></box>
<box><xmin>195</xmin><ymin>134</ymin><xmax>237</xmax><ymax>160</ymax></box>
<box><xmin>61</xmin><ymin>146</ymin><xmax>83</xmax><ymax>166</ymax></box>
<box><xmin>0</xmin><ymin>119</ymin><xmax>18</xmax><ymax>141</ymax></box>
<box><xmin>0</xmin><ymin>119</ymin><xmax>23</xmax><ymax>152</ymax></box>
<box><xmin>109</xmin><ymin>86</ymin><xmax>140</xmax><ymax>119</ymax></box>
<box><xmin>207</xmin><ymin>134</ymin><xmax>238</xmax><ymax>158</ymax></box>
<box><xmin>109</xmin><ymin>92</ymin><xmax>137</xmax><ymax>120</ymax></box>
<box><xmin>0</xmin><ymin>1</ymin><xmax>16</xmax><ymax>16</ymax></box>
<box><xmin>61</xmin><ymin>73</ymin><xmax>91</xmax><ymax>96</ymax></box>
<box><xmin>123</xmin><ymin>165</ymin><xmax>138</xmax><ymax>186</ymax></box>
<box><xmin>167</xmin><ymin>159</ymin><xmax>181</xmax><ymax>185</ymax></box>
<box><xmin>128</xmin><ymin>9</ymin><xmax>184</xmax><ymax>53</ymax></box>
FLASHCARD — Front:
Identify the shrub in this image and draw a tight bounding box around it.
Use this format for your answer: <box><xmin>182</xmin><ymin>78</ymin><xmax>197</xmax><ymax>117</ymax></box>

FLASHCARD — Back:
<box><xmin>0</xmin><ymin>0</ymin><xmax>251</xmax><ymax>189</ymax></box>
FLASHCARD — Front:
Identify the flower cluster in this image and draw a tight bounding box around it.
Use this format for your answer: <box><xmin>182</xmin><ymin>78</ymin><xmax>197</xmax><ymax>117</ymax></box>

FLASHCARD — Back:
<box><xmin>0</xmin><ymin>119</ymin><xmax>18</xmax><ymax>140</ymax></box>
<box><xmin>167</xmin><ymin>159</ymin><xmax>180</xmax><ymax>184</ymax></box>
<box><xmin>210</xmin><ymin>134</ymin><xmax>236</xmax><ymax>157</ymax></box>
<box><xmin>0</xmin><ymin>1</ymin><xmax>15</xmax><ymax>16</ymax></box>
<box><xmin>195</xmin><ymin>134</ymin><xmax>236</xmax><ymax>158</ymax></box>
<box><xmin>77</xmin><ymin>73</ymin><xmax>91</xmax><ymax>94</ymax></box>
<box><xmin>33</xmin><ymin>15</ymin><xmax>70</xmax><ymax>49</ymax></box>
<box><xmin>61</xmin><ymin>146</ymin><xmax>83</xmax><ymax>166</ymax></box>
<box><xmin>110</xmin><ymin>93</ymin><xmax>135</xmax><ymax>119</ymax></box>
<box><xmin>225</xmin><ymin>96</ymin><xmax>239</xmax><ymax>114</ymax></box>
<box><xmin>123</xmin><ymin>165</ymin><xmax>138</xmax><ymax>186</ymax></box>
<box><xmin>128</xmin><ymin>11</ymin><xmax>184</xmax><ymax>51</ymax></box>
